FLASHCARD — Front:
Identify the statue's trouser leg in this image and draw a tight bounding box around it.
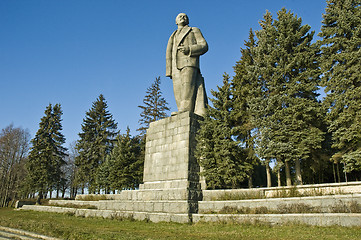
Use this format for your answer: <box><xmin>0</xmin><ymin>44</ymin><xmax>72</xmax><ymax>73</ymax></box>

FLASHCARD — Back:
<box><xmin>172</xmin><ymin>70</ymin><xmax>182</xmax><ymax>111</ymax></box>
<box><xmin>194</xmin><ymin>74</ymin><xmax>208</xmax><ymax>116</ymax></box>
<box><xmin>178</xmin><ymin>67</ymin><xmax>198</xmax><ymax>112</ymax></box>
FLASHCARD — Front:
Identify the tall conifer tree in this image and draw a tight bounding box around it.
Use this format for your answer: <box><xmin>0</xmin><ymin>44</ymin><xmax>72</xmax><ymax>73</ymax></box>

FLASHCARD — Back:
<box><xmin>26</xmin><ymin>104</ymin><xmax>67</xmax><ymax>202</ymax></box>
<box><xmin>232</xmin><ymin>29</ymin><xmax>260</xmax><ymax>187</ymax></box>
<box><xmin>249</xmin><ymin>9</ymin><xmax>324</xmax><ymax>186</ymax></box>
<box><xmin>318</xmin><ymin>0</ymin><xmax>361</xmax><ymax>175</ymax></box>
<box><xmin>104</xmin><ymin>127</ymin><xmax>142</xmax><ymax>191</ymax></box>
<box><xmin>75</xmin><ymin>94</ymin><xmax>118</xmax><ymax>193</ymax></box>
<box><xmin>196</xmin><ymin>74</ymin><xmax>250</xmax><ymax>189</ymax></box>
<box><xmin>137</xmin><ymin>77</ymin><xmax>170</xmax><ymax>135</ymax></box>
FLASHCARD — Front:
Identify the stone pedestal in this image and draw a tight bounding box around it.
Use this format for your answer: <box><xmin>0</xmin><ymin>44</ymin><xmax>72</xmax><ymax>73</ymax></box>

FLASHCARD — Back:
<box><xmin>139</xmin><ymin>111</ymin><xmax>203</xmax><ymax>213</ymax></box>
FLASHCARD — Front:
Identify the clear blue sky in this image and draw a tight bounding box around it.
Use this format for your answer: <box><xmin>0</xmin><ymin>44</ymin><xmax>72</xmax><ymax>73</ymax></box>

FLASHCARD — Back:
<box><xmin>0</xmin><ymin>0</ymin><xmax>327</xmax><ymax>147</ymax></box>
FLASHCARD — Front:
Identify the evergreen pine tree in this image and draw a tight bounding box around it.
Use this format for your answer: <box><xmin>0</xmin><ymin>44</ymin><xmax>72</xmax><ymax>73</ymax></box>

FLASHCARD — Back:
<box><xmin>51</xmin><ymin>104</ymin><xmax>68</xmax><ymax>195</ymax></box>
<box><xmin>105</xmin><ymin>127</ymin><xmax>142</xmax><ymax>190</ymax></box>
<box><xmin>232</xmin><ymin>29</ymin><xmax>260</xmax><ymax>187</ymax></box>
<box><xmin>26</xmin><ymin>104</ymin><xmax>67</xmax><ymax>202</ymax></box>
<box><xmin>249</xmin><ymin>9</ymin><xmax>324</xmax><ymax>186</ymax></box>
<box><xmin>75</xmin><ymin>94</ymin><xmax>118</xmax><ymax>193</ymax></box>
<box><xmin>318</xmin><ymin>0</ymin><xmax>361</xmax><ymax>175</ymax></box>
<box><xmin>196</xmin><ymin>74</ymin><xmax>249</xmax><ymax>189</ymax></box>
<box><xmin>137</xmin><ymin>77</ymin><xmax>170</xmax><ymax>135</ymax></box>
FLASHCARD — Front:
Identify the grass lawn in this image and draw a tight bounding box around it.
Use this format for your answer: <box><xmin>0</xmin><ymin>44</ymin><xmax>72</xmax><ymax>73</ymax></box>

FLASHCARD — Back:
<box><xmin>0</xmin><ymin>208</ymin><xmax>360</xmax><ymax>240</ymax></box>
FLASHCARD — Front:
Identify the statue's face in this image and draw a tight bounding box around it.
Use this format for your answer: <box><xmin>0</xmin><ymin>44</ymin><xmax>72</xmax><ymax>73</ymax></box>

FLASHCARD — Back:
<box><xmin>176</xmin><ymin>13</ymin><xmax>189</xmax><ymax>26</ymax></box>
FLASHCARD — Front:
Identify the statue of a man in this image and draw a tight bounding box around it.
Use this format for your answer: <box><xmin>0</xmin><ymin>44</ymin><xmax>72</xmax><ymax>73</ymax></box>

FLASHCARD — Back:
<box><xmin>166</xmin><ymin>13</ymin><xmax>208</xmax><ymax>116</ymax></box>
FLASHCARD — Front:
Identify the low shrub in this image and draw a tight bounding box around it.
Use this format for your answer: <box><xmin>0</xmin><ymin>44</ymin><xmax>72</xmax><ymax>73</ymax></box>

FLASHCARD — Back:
<box><xmin>211</xmin><ymin>201</ymin><xmax>361</xmax><ymax>214</ymax></box>
<box><xmin>277</xmin><ymin>203</ymin><xmax>320</xmax><ymax>214</ymax></box>
<box><xmin>47</xmin><ymin>203</ymin><xmax>98</xmax><ymax>209</ymax></box>
<box><xmin>76</xmin><ymin>194</ymin><xmax>107</xmax><ymax>201</ymax></box>
<box><xmin>212</xmin><ymin>191</ymin><xmax>265</xmax><ymax>201</ymax></box>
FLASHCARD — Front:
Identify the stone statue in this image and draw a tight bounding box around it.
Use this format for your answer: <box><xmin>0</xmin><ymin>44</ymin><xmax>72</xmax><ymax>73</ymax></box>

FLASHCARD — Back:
<box><xmin>166</xmin><ymin>13</ymin><xmax>208</xmax><ymax>116</ymax></box>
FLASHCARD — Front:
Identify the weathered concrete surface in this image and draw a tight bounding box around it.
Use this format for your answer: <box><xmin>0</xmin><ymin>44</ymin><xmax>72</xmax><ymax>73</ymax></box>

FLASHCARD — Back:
<box><xmin>21</xmin><ymin>205</ymin><xmax>76</xmax><ymax>214</ymax></box>
<box><xmin>193</xmin><ymin>213</ymin><xmax>361</xmax><ymax>227</ymax></box>
<box><xmin>20</xmin><ymin>205</ymin><xmax>190</xmax><ymax>223</ymax></box>
<box><xmin>0</xmin><ymin>225</ymin><xmax>61</xmax><ymax>240</ymax></box>
<box><xmin>143</xmin><ymin>111</ymin><xmax>202</xmax><ymax>189</ymax></box>
<box><xmin>19</xmin><ymin>205</ymin><xmax>361</xmax><ymax>226</ymax></box>
<box><xmin>49</xmin><ymin>200</ymin><xmax>100</xmax><ymax>208</ymax></box>
<box><xmin>14</xmin><ymin>200</ymin><xmax>36</xmax><ymax>208</ymax></box>
<box><xmin>43</xmin><ymin>182</ymin><xmax>361</xmax><ymax>225</ymax></box>
<box><xmin>141</xmin><ymin>112</ymin><xmax>203</xmax><ymax>215</ymax></box>
<box><xmin>199</xmin><ymin>194</ymin><xmax>361</xmax><ymax>213</ymax></box>
<box><xmin>75</xmin><ymin>181</ymin><xmax>361</xmax><ymax>201</ymax></box>
<box><xmin>202</xmin><ymin>181</ymin><xmax>361</xmax><ymax>200</ymax></box>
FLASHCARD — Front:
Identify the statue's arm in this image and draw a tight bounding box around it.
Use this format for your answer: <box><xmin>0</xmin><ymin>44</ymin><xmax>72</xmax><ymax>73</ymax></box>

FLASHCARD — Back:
<box><xmin>189</xmin><ymin>27</ymin><xmax>208</xmax><ymax>57</ymax></box>
<box><xmin>166</xmin><ymin>32</ymin><xmax>175</xmax><ymax>78</ymax></box>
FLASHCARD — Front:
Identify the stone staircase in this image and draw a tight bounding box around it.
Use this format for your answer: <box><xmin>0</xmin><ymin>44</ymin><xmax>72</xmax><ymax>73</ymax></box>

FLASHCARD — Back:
<box><xmin>19</xmin><ymin>182</ymin><xmax>361</xmax><ymax>226</ymax></box>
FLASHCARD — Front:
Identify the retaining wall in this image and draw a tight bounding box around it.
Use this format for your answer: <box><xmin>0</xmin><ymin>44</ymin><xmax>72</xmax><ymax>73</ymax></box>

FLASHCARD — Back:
<box><xmin>199</xmin><ymin>194</ymin><xmax>361</xmax><ymax>213</ymax></box>
<box><xmin>20</xmin><ymin>205</ymin><xmax>190</xmax><ymax>223</ymax></box>
<box><xmin>202</xmin><ymin>181</ymin><xmax>361</xmax><ymax>200</ymax></box>
<box><xmin>20</xmin><ymin>182</ymin><xmax>361</xmax><ymax>226</ymax></box>
<box><xmin>20</xmin><ymin>205</ymin><xmax>361</xmax><ymax>227</ymax></box>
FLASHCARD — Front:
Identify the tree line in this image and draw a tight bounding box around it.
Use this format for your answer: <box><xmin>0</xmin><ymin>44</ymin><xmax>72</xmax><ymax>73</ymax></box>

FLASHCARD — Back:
<box><xmin>196</xmin><ymin>0</ymin><xmax>361</xmax><ymax>189</ymax></box>
<box><xmin>0</xmin><ymin>77</ymin><xmax>169</xmax><ymax>206</ymax></box>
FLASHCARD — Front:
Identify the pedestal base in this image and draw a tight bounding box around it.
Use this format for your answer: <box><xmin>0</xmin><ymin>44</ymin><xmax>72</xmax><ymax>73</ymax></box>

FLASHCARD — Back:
<box><xmin>140</xmin><ymin>111</ymin><xmax>203</xmax><ymax>213</ymax></box>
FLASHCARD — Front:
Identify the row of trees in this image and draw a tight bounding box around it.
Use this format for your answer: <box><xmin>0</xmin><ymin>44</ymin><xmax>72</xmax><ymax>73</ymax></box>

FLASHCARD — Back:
<box><xmin>0</xmin><ymin>77</ymin><xmax>170</xmax><ymax>205</ymax></box>
<box><xmin>196</xmin><ymin>0</ymin><xmax>361</xmax><ymax>189</ymax></box>
<box><xmin>74</xmin><ymin>77</ymin><xmax>170</xmax><ymax>194</ymax></box>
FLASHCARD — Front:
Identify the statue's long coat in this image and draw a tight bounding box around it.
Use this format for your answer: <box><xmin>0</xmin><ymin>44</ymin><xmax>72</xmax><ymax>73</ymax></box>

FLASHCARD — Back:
<box><xmin>166</xmin><ymin>26</ymin><xmax>208</xmax><ymax>77</ymax></box>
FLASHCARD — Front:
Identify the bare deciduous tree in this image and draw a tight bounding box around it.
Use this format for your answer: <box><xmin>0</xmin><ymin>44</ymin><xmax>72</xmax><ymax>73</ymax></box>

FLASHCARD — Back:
<box><xmin>0</xmin><ymin>124</ymin><xmax>30</xmax><ymax>207</ymax></box>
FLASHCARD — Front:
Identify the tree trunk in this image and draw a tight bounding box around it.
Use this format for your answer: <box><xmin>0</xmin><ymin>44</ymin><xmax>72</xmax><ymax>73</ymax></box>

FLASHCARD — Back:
<box><xmin>295</xmin><ymin>159</ymin><xmax>302</xmax><ymax>185</ymax></box>
<box><xmin>71</xmin><ymin>187</ymin><xmax>77</xmax><ymax>198</ymax></box>
<box><xmin>337</xmin><ymin>163</ymin><xmax>341</xmax><ymax>183</ymax></box>
<box><xmin>266</xmin><ymin>159</ymin><xmax>272</xmax><ymax>188</ymax></box>
<box><xmin>285</xmin><ymin>161</ymin><xmax>292</xmax><ymax>186</ymax></box>
<box><xmin>277</xmin><ymin>168</ymin><xmax>281</xmax><ymax>187</ymax></box>
<box><xmin>36</xmin><ymin>192</ymin><xmax>43</xmax><ymax>205</ymax></box>
<box><xmin>1</xmin><ymin>183</ymin><xmax>10</xmax><ymax>207</ymax></box>
<box><xmin>333</xmin><ymin>163</ymin><xmax>337</xmax><ymax>183</ymax></box>
<box><xmin>61</xmin><ymin>186</ymin><xmax>66</xmax><ymax>198</ymax></box>
<box><xmin>248</xmin><ymin>175</ymin><xmax>253</xmax><ymax>189</ymax></box>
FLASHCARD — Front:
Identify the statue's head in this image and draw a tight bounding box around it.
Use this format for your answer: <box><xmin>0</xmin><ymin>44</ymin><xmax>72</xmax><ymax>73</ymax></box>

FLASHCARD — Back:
<box><xmin>175</xmin><ymin>13</ymin><xmax>189</xmax><ymax>26</ymax></box>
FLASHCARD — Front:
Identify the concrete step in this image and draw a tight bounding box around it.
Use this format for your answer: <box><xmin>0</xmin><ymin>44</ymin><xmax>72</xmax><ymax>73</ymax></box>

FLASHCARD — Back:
<box><xmin>75</xmin><ymin>188</ymin><xmax>202</xmax><ymax>201</ymax></box>
<box><xmin>199</xmin><ymin>194</ymin><xmax>361</xmax><ymax>214</ymax></box>
<box><xmin>49</xmin><ymin>199</ymin><xmax>199</xmax><ymax>214</ymax></box>
<box><xmin>203</xmin><ymin>181</ymin><xmax>361</xmax><ymax>200</ymax></box>
<box><xmin>97</xmin><ymin>200</ymin><xmax>199</xmax><ymax>213</ymax></box>
<box><xmin>0</xmin><ymin>229</ymin><xmax>37</xmax><ymax>239</ymax></box>
<box><xmin>0</xmin><ymin>226</ymin><xmax>60</xmax><ymax>240</ymax></box>
<box><xmin>19</xmin><ymin>205</ymin><xmax>361</xmax><ymax>227</ymax></box>
<box><xmin>20</xmin><ymin>205</ymin><xmax>190</xmax><ymax>223</ymax></box>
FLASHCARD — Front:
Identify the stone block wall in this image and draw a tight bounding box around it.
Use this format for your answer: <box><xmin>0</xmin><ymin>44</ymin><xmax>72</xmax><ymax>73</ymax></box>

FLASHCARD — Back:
<box><xmin>202</xmin><ymin>181</ymin><xmax>361</xmax><ymax>201</ymax></box>
<box><xmin>142</xmin><ymin>111</ymin><xmax>202</xmax><ymax>186</ymax></box>
<box><xmin>198</xmin><ymin>194</ymin><xmax>361</xmax><ymax>213</ymax></box>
